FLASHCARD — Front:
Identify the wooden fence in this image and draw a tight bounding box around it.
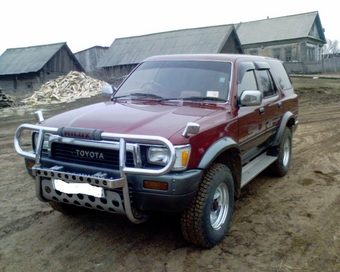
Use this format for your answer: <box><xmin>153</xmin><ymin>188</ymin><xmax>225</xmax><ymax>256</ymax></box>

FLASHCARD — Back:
<box><xmin>284</xmin><ymin>56</ymin><xmax>340</xmax><ymax>74</ymax></box>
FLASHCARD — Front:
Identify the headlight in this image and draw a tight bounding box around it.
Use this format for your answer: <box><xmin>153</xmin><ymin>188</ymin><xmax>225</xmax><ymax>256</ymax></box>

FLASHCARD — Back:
<box><xmin>147</xmin><ymin>147</ymin><xmax>169</xmax><ymax>165</ymax></box>
<box><xmin>147</xmin><ymin>145</ymin><xmax>191</xmax><ymax>171</ymax></box>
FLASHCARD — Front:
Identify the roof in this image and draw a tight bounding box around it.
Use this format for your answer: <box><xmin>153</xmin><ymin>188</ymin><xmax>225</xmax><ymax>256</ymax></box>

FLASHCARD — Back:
<box><xmin>236</xmin><ymin>11</ymin><xmax>326</xmax><ymax>45</ymax></box>
<box><xmin>144</xmin><ymin>53</ymin><xmax>270</xmax><ymax>62</ymax></box>
<box><xmin>0</xmin><ymin>42</ymin><xmax>80</xmax><ymax>75</ymax></box>
<box><xmin>74</xmin><ymin>45</ymin><xmax>109</xmax><ymax>55</ymax></box>
<box><xmin>97</xmin><ymin>24</ymin><xmax>237</xmax><ymax>68</ymax></box>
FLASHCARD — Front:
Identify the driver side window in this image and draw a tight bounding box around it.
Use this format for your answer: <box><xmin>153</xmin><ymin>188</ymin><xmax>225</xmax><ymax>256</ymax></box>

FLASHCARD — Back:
<box><xmin>237</xmin><ymin>70</ymin><xmax>258</xmax><ymax>97</ymax></box>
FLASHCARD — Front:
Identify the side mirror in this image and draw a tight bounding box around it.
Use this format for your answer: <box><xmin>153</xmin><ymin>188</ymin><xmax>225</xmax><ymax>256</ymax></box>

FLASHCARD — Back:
<box><xmin>240</xmin><ymin>90</ymin><xmax>262</xmax><ymax>106</ymax></box>
<box><xmin>102</xmin><ymin>85</ymin><xmax>116</xmax><ymax>98</ymax></box>
<box><xmin>182</xmin><ymin>122</ymin><xmax>200</xmax><ymax>137</ymax></box>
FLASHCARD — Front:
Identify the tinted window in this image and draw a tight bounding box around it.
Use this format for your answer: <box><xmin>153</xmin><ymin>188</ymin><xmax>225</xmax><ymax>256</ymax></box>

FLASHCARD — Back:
<box><xmin>257</xmin><ymin>70</ymin><xmax>276</xmax><ymax>97</ymax></box>
<box><xmin>237</xmin><ymin>70</ymin><xmax>258</xmax><ymax>96</ymax></box>
<box><xmin>116</xmin><ymin>61</ymin><xmax>231</xmax><ymax>101</ymax></box>
<box><xmin>268</xmin><ymin>60</ymin><xmax>292</xmax><ymax>90</ymax></box>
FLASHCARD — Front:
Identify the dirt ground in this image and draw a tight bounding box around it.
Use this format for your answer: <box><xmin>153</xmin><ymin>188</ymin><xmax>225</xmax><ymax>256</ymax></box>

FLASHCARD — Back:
<box><xmin>1</xmin><ymin>75</ymin><xmax>340</xmax><ymax>272</ymax></box>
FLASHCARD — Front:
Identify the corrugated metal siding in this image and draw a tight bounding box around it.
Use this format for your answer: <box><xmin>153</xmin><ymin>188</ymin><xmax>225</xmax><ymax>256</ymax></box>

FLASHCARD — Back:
<box><xmin>0</xmin><ymin>42</ymin><xmax>66</xmax><ymax>75</ymax></box>
<box><xmin>97</xmin><ymin>25</ymin><xmax>235</xmax><ymax>68</ymax></box>
<box><xmin>236</xmin><ymin>11</ymin><xmax>326</xmax><ymax>45</ymax></box>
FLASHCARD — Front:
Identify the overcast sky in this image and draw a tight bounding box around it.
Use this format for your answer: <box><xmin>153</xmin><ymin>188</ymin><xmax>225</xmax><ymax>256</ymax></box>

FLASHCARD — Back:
<box><xmin>1</xmin><ymin>0</ymin><xmax>339</xmax><ymax>55</ymax></box>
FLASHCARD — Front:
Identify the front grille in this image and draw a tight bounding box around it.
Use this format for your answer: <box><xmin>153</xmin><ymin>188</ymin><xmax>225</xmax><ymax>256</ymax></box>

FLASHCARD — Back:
<box><xmin>51</xmin><ymin>142</ymin><xmax>135</xmax><ymax>169</ymax></box>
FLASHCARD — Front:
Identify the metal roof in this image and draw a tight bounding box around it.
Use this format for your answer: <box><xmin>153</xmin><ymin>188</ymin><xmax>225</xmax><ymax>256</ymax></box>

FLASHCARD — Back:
<box><xmin>0</xmin><ymin>42</ymin><xmax>69</xmax><ymax>75</ymax></box>
<box><xmin>236</xmin><ymin>11</ymin><xmax>326</xmax><ymax>45</ymax></box>
<box><xmin>97</xmin><ymin>24</ymin><xmax>236</xmax><ymax>68</ymax></box>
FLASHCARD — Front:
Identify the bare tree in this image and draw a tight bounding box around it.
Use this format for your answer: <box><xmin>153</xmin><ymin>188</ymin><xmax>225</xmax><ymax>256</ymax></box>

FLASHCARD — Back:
<box><xmin>323</xmin><ymin>39</ymin><xmax>340</xmax><ymax>56</ymax></box>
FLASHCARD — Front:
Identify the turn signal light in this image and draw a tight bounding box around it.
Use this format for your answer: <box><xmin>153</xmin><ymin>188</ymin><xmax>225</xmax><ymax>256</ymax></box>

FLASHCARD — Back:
<box><xmin>26</xmin><ymin>160</ymin><xmax>35</xmax><ymax>169</ymax></box>
<box><xmin>181</xmin><ymin>149</ymin><xmax>189</xmax><ymax>166</ymax></box>
<box><xmin>143</xmin><ymin>180</ymin><xmax>168</xmax><ymax>191</ymax></box>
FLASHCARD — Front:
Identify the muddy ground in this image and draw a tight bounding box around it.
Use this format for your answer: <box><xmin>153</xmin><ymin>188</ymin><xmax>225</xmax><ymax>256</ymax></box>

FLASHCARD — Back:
<box><xmin>1</xmin><ymin>76</ymin><xmax>340</xmax><ymax>272</ymax></box>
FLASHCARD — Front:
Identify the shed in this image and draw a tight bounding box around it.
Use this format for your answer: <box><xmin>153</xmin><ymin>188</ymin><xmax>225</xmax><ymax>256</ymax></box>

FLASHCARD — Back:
<box><xmin>97</xmin><ymin>24</ymin><xmax>243</xmax><ymax>82</ymax></box>
<box><xmin>0</xmin><ymin>42</ymin><xmax>84</xmax><ymax>93</ymax></box>
<box><xmin>74</xmin><ymin>46</ymin><xmax>108</xmax><ymax>73</ymax></box>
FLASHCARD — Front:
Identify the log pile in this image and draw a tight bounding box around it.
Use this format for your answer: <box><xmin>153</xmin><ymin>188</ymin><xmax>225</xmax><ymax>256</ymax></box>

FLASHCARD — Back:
<box><xmin>21</xmin><ymin>71</ymin><xmax>108</xmax><ymax>105</ymax></box>
<box><xmin>0</xmin><ymin>88</ymin><xmax>14</xmax><ymax>108</ymax></box>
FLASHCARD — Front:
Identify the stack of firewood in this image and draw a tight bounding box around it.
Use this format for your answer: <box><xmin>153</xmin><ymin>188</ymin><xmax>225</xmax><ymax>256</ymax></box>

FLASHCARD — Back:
<box><xmin>0</xmin><ymin>88</ymin><xmax>14</xmax><ymax>108</ymax></box>
<box><xmin>21</xmin><ymin>71</ymin><xmax>108</xmax><ymax>105</ymax></box>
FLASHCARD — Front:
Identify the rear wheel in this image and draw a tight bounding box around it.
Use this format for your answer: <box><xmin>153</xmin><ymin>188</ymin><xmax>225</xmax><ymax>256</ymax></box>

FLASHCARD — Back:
<box><xmin>180</xmin><ymin>163</ymin><xmax>234</xmax><ymax>248</ymax></box>
<box><xmin>270</xmin><ymin>127</ymin><xmax>292</xmax><ymax>177</ymax></box>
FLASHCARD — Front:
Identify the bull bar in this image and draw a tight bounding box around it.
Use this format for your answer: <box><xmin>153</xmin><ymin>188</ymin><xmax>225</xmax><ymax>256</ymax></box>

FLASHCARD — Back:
<box><xmin>14</xmin><ymin>124</ymin><xmax>176</xmax><ymax>224</ymax></box>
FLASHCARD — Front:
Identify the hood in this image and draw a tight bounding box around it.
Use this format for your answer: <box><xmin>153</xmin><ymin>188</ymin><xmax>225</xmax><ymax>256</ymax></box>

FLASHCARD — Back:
<box><xmin>41</xmin><ymin>100</ymin><xmax>226</xmax><ymax>139</ymax></box>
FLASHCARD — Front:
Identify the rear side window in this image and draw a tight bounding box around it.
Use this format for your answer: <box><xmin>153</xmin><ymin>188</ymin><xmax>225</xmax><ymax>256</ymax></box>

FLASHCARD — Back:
<box><xmin>268</xmin><ymin>60</ymin><xmax>292</xmax><ymax>90</ymax></box>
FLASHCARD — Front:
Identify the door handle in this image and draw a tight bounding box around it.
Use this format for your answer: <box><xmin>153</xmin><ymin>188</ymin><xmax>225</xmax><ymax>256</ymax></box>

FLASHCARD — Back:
<box><xmin>259</xmin><ymin>107</ymin><xmax>265</xmax><ymax>115</ymax></box>
<box><xmin>278</xmin><ymin>102</ymin><xmax>282</xmax><ymax>108</ymax></box>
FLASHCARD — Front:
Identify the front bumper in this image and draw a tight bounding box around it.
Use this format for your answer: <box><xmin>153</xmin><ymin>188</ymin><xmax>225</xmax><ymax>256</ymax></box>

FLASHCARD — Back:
<box><xmin>15</xmin><ymin>123</ymin><xmax>200</xmax><ymax>224</ymax></box>
<box><xmin>32</xmin><ymin>163</ymin><xmax>202</xmax><ymax>214</ymax></box>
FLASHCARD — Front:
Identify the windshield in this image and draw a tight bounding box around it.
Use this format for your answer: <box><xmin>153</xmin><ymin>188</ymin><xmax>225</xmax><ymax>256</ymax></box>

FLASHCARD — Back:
<box><xmin>114</xmin><ymin>60</ymin><xmax>232</xmax><ymax>102</ymax></box>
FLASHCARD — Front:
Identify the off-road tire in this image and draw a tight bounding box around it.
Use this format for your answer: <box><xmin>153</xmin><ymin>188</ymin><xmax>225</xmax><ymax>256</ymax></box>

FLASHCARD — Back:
<box><xmin>49</xmin><ymin>201</ymin><xmax>83</xmax><ymax>215</ymax></box>
<box><xmin>180</xmin><ymin>163</ymin><xmax>234</xmax><ymax>248</ymax></box>
<box><xmin>270</xmin><ymin>127</ymin><xmax>292</xmax><ymax>177</ymax></box>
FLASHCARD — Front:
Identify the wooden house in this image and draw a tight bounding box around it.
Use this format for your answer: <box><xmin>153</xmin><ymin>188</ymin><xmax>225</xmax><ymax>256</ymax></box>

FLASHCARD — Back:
<box><xmin>235</xmin><ymin>11</ymin><xmax>327</xmax><ymax>73</ymax></box>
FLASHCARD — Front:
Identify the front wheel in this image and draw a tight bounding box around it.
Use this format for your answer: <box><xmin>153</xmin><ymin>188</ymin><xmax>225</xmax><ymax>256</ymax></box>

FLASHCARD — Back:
<box><xmin>180</xmin><ymin>163</ymin><xmax>234</xmax><ymax>248</ymax></box>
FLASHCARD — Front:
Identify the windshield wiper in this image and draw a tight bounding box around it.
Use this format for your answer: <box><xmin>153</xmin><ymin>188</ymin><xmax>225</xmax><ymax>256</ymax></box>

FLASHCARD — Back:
<box><xmin>111</xmin><ymin>92</ymin><xmax>163</xmax><ymax>101</ymax></box>
<box><xmin>111</xmin><ymin>95</ymin><xmax>130</xmax><ymax>101</ymax></box>
<box><xmin>129</xmin><ymin>92</ymin><xmax>163</xmax><ymax>99</ymax></box>
<box><xmin>158</xmin><ymin>97</ymin><xmax>181</xmax><ymax>101</ymax></box>
<box><xmin>182</xmin><ymin>96</ymin><xmax>226</xmax><ymax>102</ymax></box>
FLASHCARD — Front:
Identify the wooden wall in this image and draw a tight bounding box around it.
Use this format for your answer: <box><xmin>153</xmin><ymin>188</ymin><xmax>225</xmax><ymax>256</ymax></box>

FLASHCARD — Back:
<box><xmin>75</xmin><ymin>47</ymin><xmax>108</xmax><ymax>73</ymax></box>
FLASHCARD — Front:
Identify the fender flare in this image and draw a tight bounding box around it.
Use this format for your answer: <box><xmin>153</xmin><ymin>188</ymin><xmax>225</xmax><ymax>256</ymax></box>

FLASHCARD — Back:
<box><xmin>197</xmin><ymin>137</ymin><xmax>240</xmax><ymax>169</ymax></box>
<box><xmin>272</xmin><ymin>111</ymin><xmax>296</xmax><ymax>147</ymax></box>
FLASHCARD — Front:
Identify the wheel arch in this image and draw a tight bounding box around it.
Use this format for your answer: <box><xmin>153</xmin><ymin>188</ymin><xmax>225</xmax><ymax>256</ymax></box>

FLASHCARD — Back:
<box><xmin>272</xmin><ymin>111</ymin><xmax>296</xmax><ymax>147</ymax></box>
<box><xmin>197</xmin><ymin>137</ymin><xmax>242</xmax><ymax>198</ymax></box>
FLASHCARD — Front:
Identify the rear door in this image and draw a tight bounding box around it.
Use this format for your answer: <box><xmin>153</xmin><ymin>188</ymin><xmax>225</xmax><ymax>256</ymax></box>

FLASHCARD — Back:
<box><xmin>254</xmin><ymin>67</ymin><xmax>283</xmax><ymax>146</ymax></box>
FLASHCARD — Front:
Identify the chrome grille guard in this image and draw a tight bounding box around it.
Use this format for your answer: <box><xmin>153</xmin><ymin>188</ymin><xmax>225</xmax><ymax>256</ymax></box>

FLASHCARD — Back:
<box><xmin>14</xmin><ymin>124</ymin><xmax>176</xmax><ymax>223</ymax></box>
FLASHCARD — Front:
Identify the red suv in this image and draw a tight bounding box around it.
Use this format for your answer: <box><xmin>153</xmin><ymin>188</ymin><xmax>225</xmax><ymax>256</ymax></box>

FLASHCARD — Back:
<box><xmin>15</xmin><ymin>54</ymin><xmax>298</xmax><ymax>247</ymax></box>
